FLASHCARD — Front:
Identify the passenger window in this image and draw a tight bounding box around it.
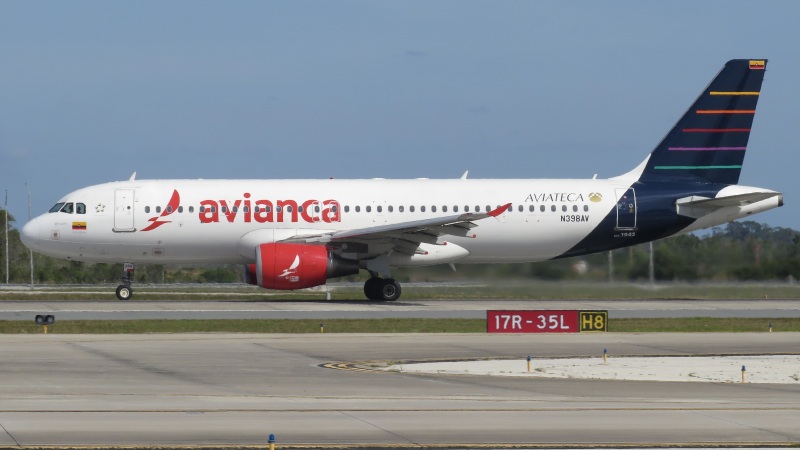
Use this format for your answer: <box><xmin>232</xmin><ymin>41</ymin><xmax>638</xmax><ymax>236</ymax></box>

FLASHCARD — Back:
<box><xmin>297</xmin><ymin>206</ymin><xmax>303</xmax><ymax>213</ymax></box>
<box><xmin>529</xmin><ymin>205</ymin><xmax>534</xmax><ymax>212</ymax></box>
<box><xmin>551</xmin><ymin>205</ymin><xmax>556</xmax><ymax>212</ymax></box>
<box><xmin>156</xmin><ymin>206</ymin><xmax>162</xmax><ymax>213</ymax></box>
<box><xmin>167</xmin><ymin>206</ymin><xmax>173</xmax><ymax>213</ymax></box>
<box><xmin>518</xmin><ymin>205</ymin><xmax>523</xmax><ymax>212</ymax></box>
<box><xmin>388</xmin><ymin>205</ymin><xmax>393</xmax><ymax>212</ymax></box>
<box><xmin>331</xmin><ymin>205</ymin><xmax>337</xmax><ymax>213</ymax></box>
<box><xmin>399</xmin><ymin>205</ymin><xmax>404</xmax><ymax>213</ymax></box>
<box><xmin>315</xmin><ymin>205</ymin><xmax>321</xmax><ymax>213</ymax></box>
<box><xmin>276</xmin><ymin>206</ymin><xmax>282</xmax><ymax>212</ymax></box>
<box><xmin>355</xmin><ymin>206</ymin><xmax>361</xmax><ymax>212</ymax></box>
<box><xmin>540</xmin><ymin>205</ymin><xmax>545</xmax><ymax>212</ymax></box>
<box><xmin>562</xmin><ymin>205</ymin><xmax>567</xmax><ymax>212</ymax></box>
<box><xmin>410</xmin><ymin>206</ymin><xmax>415</xmax><ymax>212</ymax></box>
<box><xmin>454</xmin><ymin>206</ymin><xmax>458</xmax><ymax>212</ymax></box>
<box><xmin>443</xmin><ymin>206</ymin><xmax>448</xmax><ymax>212</ymax></box>
<box><xmin>377</xmin><ymin>206</ymin><xmax>382</xmax><ymax>213</ymax></box>
<box><xmin>344</xmin><ymin>205</ymin><xmax>350</xmax><ymax>213</ymax></box>
<box><xmin>49</xmin><ymin>203</ymin><xmax>65</xmax><ymax>213</ymax></box>
<box><xmin>179</xmin><ymin>206</ymin><xmax>184</xmax><ymax>213</ymax></box>
<box><xmin>573</xmin><ymin>205</ymin><xmax>578</xmax><ymax>212</ymax></box>
<box><xmin>485</xmin><ymin>205</ymin><xmax>490</xmax><ymax>212</ymax></box>
<box><xmin>366</xmin><ymin>206</ymin><xmax>372</xmax><ymax>213</ymax></box>
<box><xmin>221</xmin><ymin>206</ymin><xmax>227</xmax><ymax>213</ymax></box>
<box><xmin>189</xmin><ymin>206</ymin><xmax>194</xmax><ymax>213</ymax></box>
<box><xmin>145</xmin><ymin>206</ymin><xmax>151</xmax><ymax>213</ymax></box>
<box><xmin>474</xmin><ymin>206</ymin><xmax>480</xmax><ymax>212</ymax></box>
<box><xmin>584</xmin><ymin>205</ymin><xmax>589</xmax><ymax>212</ymax></box>
<box><xmin>421</xmin><ymin>206</ymin><xmax>426</xmax><ymax>212</ymax></box>
<box><xmin>241</xmin><ymin>206</ymin><xmax>247</xmax><ymax>213</ymax></box>
<box><xmin>200</xmin><ymin>206</ymin><xmax>205</xmax><ymax>213</ymax></box>
<box><xmin>431</xmin><ymin>206</ymin><xmax>437</xmax><ymax>213</ymax></box>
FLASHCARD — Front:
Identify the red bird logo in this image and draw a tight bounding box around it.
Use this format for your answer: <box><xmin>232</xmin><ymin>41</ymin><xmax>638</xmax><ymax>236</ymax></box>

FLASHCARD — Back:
<box><xmin>141</xmin><ymin>189</ymin><xmax>180</xmax><ymax>232</ymax></box>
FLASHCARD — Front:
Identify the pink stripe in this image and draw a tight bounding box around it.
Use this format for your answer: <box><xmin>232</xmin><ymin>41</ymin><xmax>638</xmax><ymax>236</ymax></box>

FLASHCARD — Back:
<box><xmin>668</xmin><ymin>147</ymin><xmax>746</xmax><ymax>151</ymax></box>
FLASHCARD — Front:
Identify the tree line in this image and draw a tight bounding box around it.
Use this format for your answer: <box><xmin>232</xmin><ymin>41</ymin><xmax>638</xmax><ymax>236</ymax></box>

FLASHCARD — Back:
<box><xmin>2</xmin><ymin>208</ymin><xmax>798</xmax><ymax>285</ymax></box>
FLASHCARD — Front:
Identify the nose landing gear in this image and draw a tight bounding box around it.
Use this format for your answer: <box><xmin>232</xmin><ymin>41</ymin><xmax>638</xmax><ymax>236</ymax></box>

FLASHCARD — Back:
<box><xmin>115</xmin><ymin>262</ymin><xmax>134</xmax><ymax>300</ymax></box>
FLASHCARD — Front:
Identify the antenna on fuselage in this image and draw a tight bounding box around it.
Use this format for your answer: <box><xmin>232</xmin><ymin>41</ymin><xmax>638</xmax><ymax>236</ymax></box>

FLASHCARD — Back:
<box><xmin>129</xmin><ymin>172</ymin><xmax>137</xmax><ymax>181</ymax></box>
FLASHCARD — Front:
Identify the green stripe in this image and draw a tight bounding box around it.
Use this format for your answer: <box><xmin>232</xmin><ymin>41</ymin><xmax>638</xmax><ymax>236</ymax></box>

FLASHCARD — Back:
<box><xmin>654</xmin><ymin>165</ymin><xmax>742</xmax><ymax>170</ymax></box>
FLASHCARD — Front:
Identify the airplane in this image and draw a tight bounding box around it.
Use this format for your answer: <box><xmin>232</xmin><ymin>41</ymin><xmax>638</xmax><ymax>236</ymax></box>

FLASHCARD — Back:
<box><xmin>20</xmin><ymin>59</ymin><xmax>782</xmax><ymax>301</ymax></box>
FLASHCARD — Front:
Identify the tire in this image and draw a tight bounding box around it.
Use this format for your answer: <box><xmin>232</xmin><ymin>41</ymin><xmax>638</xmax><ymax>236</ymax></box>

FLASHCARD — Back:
<box><xmin>379</xmin><ymin>278</ymin><xmax>401</xmax><ymax>301</ymax></box>
<box><xmin>115</xmin><ymin>285</ymin><xmax>133</xmax><ymax>301</ymax></box>
<box><xmin>35</xmin><ymin>315</ymin><xmax>45</xmax><ymax>325</ymax></box>
<box><xmin>363</xmin><ymin>277</ymin><xmax>382</xmax><ymax>300</ymax></box>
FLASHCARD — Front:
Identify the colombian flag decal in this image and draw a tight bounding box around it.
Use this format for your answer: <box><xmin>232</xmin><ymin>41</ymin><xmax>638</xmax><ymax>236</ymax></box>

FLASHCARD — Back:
<box><xmin>72</xmin><ymin>222</ymin><xmax>87</xmax><ymax>230</ymax></box>
<box><xmin>749</xmin><ymin>60</ymin><xmax>765</xmax><ymax>70</ymax></box>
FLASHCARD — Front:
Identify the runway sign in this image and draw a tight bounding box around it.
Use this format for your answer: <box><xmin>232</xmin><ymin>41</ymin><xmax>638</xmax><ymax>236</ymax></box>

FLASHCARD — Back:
<box><xmin>487</xmin><ymin>310</ymin><xmax>608</xmax><ymax>333</ymax></box>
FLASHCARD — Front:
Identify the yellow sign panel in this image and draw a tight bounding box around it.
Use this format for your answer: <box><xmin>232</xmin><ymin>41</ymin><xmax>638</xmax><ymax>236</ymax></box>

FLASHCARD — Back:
<box><xmin>579</xmin><ymin>310</ymin><xmax>608</xmax><ymax>332</ymax></box>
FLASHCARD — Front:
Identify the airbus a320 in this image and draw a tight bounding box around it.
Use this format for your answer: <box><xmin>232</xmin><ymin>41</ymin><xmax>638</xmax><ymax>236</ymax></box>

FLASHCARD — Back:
<box><xmin>21</xmin><ymin>59</ymin><xmax>782</xmax><ymax>301</ymax></box>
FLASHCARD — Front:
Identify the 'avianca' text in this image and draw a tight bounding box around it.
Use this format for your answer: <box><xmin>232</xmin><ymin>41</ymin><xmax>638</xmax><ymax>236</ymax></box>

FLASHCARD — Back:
<box><xmin>199</xmin><ymin>194</ymin><xmax>341</xmax><ymax>223</ymax></box>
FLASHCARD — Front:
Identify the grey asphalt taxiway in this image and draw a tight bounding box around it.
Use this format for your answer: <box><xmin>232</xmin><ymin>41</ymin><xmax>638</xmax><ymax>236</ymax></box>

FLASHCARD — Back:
<box><xmin>1</xmin><ymin>298</ymin><xmax>799</xmax><ymax>447</ymax></box>
<box><xmin>1</xmin><ymin>332</ymin><xmax>799</xmax><ymax>447</ymax></box>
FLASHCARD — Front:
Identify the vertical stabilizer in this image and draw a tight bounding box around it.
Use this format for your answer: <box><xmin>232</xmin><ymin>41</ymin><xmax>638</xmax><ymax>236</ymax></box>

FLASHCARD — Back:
<box><xmin>640</xmin><ymin>59</ymin><xmax>767</xmax><ymax>185</ymax></box>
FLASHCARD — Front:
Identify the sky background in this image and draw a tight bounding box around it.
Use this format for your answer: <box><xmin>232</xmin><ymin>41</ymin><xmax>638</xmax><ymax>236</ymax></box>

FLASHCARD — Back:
<box><xmin>2</xmin><ymin>1</ymin><xmax>798</xmax><ymax>229</ymax></box>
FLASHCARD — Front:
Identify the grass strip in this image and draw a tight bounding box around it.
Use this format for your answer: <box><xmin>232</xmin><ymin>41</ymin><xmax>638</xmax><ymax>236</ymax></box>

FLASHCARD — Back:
<box><xmin>2</xmin><ymin>318</ymin><xmax>800</xmax><ymax>334</ymax></box>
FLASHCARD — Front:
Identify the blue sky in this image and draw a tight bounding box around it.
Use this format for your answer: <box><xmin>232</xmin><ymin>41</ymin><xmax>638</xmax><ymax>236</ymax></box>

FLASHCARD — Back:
<box><xmin>2</xmin><ymin>1</ymin><xmax>798</xmax><ymax>229</ymax></box>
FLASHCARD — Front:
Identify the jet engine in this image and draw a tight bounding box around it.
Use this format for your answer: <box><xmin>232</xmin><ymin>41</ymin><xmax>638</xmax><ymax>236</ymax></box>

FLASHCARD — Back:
<box><xmin>244</xmin><ymin>243</ymin><xmax>359</xmax><ymax>290</ymax></box>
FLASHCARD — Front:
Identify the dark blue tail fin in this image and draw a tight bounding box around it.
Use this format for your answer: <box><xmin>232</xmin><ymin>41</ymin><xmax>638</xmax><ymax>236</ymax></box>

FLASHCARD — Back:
<box><xmin>640</xmin><ymin>59</ymin><xmax>767</xmax><ymax>185</ymax></box>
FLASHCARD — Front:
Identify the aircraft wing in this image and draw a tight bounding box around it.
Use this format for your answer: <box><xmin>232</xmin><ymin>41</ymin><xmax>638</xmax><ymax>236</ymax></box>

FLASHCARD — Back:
<box><xmin>282</xmin><ymin>203</ymin><xmax>511</xmax><ymax>249</ymax></box>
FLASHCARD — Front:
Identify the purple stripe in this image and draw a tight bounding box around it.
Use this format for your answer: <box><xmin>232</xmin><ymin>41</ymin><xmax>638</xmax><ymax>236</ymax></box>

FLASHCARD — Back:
<box><xmin>668</xmin><ymin>147</ymin><xmax>746</xmax><ymax>151</ymax></box>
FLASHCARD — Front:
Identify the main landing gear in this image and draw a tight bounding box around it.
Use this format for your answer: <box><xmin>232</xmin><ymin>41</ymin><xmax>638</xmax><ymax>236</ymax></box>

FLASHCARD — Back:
<box><xmin>363</xmin><ymin>276</ymin><xmax>401</xmax><ymax>301</ymax></box>
<box><xmin>115</xmin><ymin>263</ymin><xmax>135</xmax><ymax>301</ymax></box>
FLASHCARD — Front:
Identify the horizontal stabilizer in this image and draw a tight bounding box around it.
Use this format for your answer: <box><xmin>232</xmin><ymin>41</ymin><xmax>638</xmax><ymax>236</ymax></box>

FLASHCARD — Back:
<box><xmin>676</xmin><ymin>192</ymin><xmax>781</xmax><ymax>218</ymax></box>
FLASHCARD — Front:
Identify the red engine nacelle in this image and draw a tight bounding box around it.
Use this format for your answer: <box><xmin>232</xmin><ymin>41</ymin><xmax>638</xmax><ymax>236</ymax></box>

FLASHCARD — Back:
<box><xmin>244</xmin><ymin>243</ymin><xmax>359</xmax><ymax>290</ymax></box>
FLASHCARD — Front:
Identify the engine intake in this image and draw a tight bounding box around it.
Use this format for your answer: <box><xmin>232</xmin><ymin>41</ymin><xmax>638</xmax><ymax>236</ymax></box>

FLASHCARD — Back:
<box><xmin>244</xmin><ymin>243</ymin><xmax>359</xmax><ymax>290</ymax></box>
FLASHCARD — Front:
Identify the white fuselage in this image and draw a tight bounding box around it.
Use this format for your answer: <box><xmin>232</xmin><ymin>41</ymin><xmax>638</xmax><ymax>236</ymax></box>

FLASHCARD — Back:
<box><xmin>21</xmin><ymin>177</ymin><xmax>781</xmax><ymax>267</ymax></box>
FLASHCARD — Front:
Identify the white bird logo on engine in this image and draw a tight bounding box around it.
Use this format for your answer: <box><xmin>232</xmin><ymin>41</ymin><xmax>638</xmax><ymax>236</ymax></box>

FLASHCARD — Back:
<box><xmin>279</xmin><ymin>255</ymin><xmax>300</xmax><ymax>278</ymax></box>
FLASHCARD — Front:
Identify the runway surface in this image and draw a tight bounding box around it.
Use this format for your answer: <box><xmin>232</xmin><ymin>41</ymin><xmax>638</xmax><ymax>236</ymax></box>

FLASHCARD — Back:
<box><xmin>1</xmin><ymin>332</ymin><xmax>799</xmax><ymax>447</ymax></box>
<box><xmin>1</xmin><ymin>298</ymin><xmax>800</xmax><ymax>320</ymax></box>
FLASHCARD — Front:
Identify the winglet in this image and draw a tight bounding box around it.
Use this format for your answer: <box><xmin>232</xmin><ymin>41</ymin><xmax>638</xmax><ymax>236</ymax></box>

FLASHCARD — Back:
<box><xmin>461</xmin><ymin>170</ymin><xmax>469</xmax><ymax>180</ymax></box>
<box><xmin>487</xmin><ymin>203</ymin><xmax>511</xmax><ymax>217</ymax></box>
<box><xmin>129</xmin><ymin>172</ymin><xmax>137</xmax><ymax>181</ymax></box>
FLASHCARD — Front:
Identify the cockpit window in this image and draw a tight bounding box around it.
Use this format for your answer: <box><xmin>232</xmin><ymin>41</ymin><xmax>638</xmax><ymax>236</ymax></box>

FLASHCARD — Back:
<box><xmin>49</xmin><ymin>203</ymin><xmax>65</xmax><ymax>213</ymax></box>
<box><xmin>76</xmin><ymin>203</ymin><xmax>86</xmax><ymax>214</ymax></box>
<box><xmin>60</xmin><ymin>203</ymin><xmax>74</xmax><ymax>214</ymax></box>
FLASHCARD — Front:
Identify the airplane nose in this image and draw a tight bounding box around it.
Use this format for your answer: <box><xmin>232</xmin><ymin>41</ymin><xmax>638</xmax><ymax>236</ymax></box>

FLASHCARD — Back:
<box><xmin>20</xmin><ymin>218</ymin><xmax>41</xmax><ymax>250</ymax></box>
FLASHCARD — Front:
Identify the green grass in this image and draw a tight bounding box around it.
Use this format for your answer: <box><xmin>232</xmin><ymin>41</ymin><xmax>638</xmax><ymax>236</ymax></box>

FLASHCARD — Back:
<box><xmin>4</xmin><ymin>317</ymin><xmax>800</xmax><ymax>334</ymax></box>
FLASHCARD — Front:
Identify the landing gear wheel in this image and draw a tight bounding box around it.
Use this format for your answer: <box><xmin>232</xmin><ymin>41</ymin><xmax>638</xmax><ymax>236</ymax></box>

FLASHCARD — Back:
<box><xmin>379</xmin><ymin>278</ymin><xmax>401</xmax><ymax>301</ymax></box>
<box><xmin>364</xmin><ymin>277</ymin><xmax>383</xmax><ymax>300</ymax></box>
<box><xmin>115</xmin><ymin>285</ymin><xmax>133</xmax><ymax>301</ymax></box>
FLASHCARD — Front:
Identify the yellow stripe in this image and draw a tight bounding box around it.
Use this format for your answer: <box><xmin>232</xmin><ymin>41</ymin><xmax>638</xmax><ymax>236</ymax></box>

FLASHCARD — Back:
<box><xmin>709</xmin><ymin>91</ymin><xmax>760</xmax><ymax>96</ymax></box>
